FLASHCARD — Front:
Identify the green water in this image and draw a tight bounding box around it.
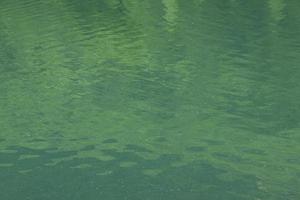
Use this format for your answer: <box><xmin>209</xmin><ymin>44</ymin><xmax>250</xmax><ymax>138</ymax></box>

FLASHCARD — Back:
<box><xmin>0</xmin><ymin>0</ymin><xmax>300</xmax><ymax>199</ymax></box>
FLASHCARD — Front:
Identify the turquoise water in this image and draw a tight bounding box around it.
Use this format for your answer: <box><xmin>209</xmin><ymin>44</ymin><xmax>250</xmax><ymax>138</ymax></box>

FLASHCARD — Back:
<box><xmin>0</xmin><ymin>0</ymin><xmax>300</xmax><ymax>199</ymax></box>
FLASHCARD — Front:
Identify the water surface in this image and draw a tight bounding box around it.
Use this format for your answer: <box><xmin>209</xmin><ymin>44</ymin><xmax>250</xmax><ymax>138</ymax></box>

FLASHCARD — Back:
<box><xmin>0</xmin><ymin>0</ymin><xmax>300</xmax><ymax>199</ymax></box>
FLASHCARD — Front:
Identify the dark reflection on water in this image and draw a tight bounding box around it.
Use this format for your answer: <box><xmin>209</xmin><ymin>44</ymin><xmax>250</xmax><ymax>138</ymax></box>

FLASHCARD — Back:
<box><xmin>0</xmin><ymin>0</ymin><xmax>300</xmax><ymax>199</ymax></box>
<box><xmin>0</xmin><ymin>146</ymin><xmax>260</xmax><ymax>200</ymax></box>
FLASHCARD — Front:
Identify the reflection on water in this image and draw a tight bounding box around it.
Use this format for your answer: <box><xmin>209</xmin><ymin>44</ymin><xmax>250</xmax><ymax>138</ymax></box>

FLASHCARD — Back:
<box><xmin>0</xmin><ymin>0</ymin><xmax>300</xmax><ymax>199</ymax></box>
<box><xmin>0</xmin><ymin>146</ymin><xmax>261</xmax><ymax>200</ymax></box>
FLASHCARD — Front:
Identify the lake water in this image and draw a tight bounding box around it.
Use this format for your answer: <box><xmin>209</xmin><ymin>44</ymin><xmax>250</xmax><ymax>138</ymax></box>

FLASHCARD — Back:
<box><xmin>0</xmin><ymin>0</ymin><xmax>300</xmax><ymax>199</ymax></box>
